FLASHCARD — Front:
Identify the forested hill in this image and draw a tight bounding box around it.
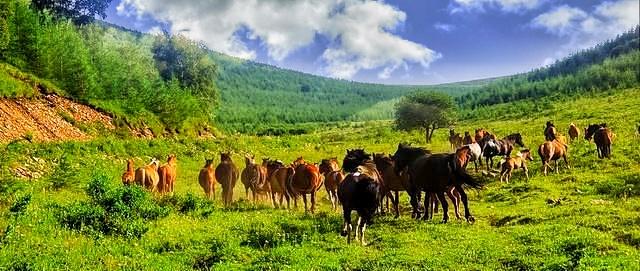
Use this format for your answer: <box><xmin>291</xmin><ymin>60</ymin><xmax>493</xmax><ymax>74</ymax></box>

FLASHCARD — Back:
<box><xmin>457</xmin><ymin>26</ymin><xmax>640</xmax><ymax>109</ymax></box>
<box><xmin>211</xmin><ymin>52</ymin><xmax>491</xmax><ymax>133</ymax></box>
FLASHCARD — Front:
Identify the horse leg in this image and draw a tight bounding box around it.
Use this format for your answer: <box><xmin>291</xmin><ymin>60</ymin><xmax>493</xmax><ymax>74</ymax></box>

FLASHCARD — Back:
<box><xmin>436</xmin><ymin>192</ymin><xmax>449</xmax><ymax>223</ymax></box>
<box><xmin>474</xmin><ymin>160</ymin><xmax>478</xmax><ymax>172</ymax></box>
<box><xmin>394</xmin><ymin>191</ymin><xmax>400</xmax><ymax>219</ymax></box>
<box><xmin>563</xmin><ymin>155</ymin><xmax>570</xmax><ymax>170</ymax></box>
<box><xmin>524</xmin><ymin>166</ymin><xmax>530</xmax><ymax>181</ymax></box>
<box><xmin>446</xmin><ymin>188</ymin><xmax>460</xmax><ymax>220</ymax></box>
<box><xmin>359</xmin><ymin>216</ymin><xmax>369</xmax><ymax>246</ymax></box>
<box><xmin>456</xmin><ymin>185</ymin><xmax>474</xmax><ymax>223</ymax></box>
<box><xmin>302</xmin><ymin>194</ymin><xmax>309</xmax><ymax>213</ymax></box>
<box><xmin>409</xmin><ymin>188</ymin><xmax>420</xmax><ymax>219</ymax></box>
<box><xmin>252</xmin><ymin>189</ymin><xmax>258</xmax><ymax>203</ymax></box>
<box><xmin>341</xmin><ymin>208</ymin><xmax>352</xmax><ymax>244</ymax></box>
<box><xmin>310</xmin><ymin>191</ymin><xmax>316</xmax><ymax>214</ymax></box>
<box><xmin>422</xmin><ymin>192</ymin><xmax>430</xmax><ymax>221</ymax></box>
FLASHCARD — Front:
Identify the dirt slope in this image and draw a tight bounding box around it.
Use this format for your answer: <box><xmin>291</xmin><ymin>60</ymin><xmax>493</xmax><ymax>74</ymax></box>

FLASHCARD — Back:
<box><xmin>0</xmin><ymin>94</ymin><xmax>114</xmax><ymax>143</ymax></box>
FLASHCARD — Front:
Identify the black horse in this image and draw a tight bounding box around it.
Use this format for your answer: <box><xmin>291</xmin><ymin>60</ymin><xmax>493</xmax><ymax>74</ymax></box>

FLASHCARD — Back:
<box><xmin>338</xmin><ymin>149</ymin><xmax>382</xmax><ymax>245</ymax></box>
<box><xmin>392</xmin><ymin>143</ymin><xmax>483</xmax><ymax>223</ymax></box>
<box><xmin>481</xmin><ymin>133</ymin><xmax>526</xmax><ymax>170</ymax></box>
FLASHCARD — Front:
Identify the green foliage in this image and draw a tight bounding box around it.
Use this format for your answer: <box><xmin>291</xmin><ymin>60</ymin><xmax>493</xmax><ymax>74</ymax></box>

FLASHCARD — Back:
<box><xmin>57</xmin><ymin>173</ymin><xmax>169</xmax><ymax>238</ymax></box>
<box><xmin>30</xmin><ymin>0</ymin><xmax>113</xmax><ymax>25</ymax></box>
<box><xmin>394</xmin><ymin>91</ymin><xmax>455</xmax><ymax>142</ymax></box>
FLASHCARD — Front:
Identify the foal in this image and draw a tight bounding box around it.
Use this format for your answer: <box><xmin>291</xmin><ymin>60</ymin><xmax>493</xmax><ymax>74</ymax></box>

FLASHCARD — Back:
<box><xmin>499</xmin><ymin>149</ymin><xmax>534</xmax><ymax>183</ymax></box>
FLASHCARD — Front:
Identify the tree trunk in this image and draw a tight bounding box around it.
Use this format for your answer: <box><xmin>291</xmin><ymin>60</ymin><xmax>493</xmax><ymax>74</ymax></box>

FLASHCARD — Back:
<box><xmin>429</xmin><ymin>125</ymin><xmax>436</xmax><ymax>143</ymax></box>
<box><xmin>425</xmin><ymin>128</ymin><xmax>431</xmax><ymax>143</ymax></box>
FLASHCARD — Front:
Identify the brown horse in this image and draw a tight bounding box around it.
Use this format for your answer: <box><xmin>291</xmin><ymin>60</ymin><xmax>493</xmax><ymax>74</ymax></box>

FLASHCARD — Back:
<box><xmin>157</xmin><ymin>154</ymin><xmax>177</xmax><ymax>195</ymax></box>
<box><xmin>121</xmin><ymin>159</ymin><xmax>135</xmax><ymax>185</ymax></box>
<box><xmin>199</xmin><ymin>158</ymin><xmax>216</xmax><ymax>200</ymax></box>
<box><xmin>463</xmin><ymin>131</ymin><xmax>475</xmax><ymax>145</ymax></box>
<box><xmin>339</xmin><ymin>149</ymin><xmax>383</xmax><ymax>245</ymax></box>
<box><xmin>268</xmin><ymin>160</ymin><xmax>293</xmax><ymax>209</ymax></box>
<box><xmin>449</xmin><ymin>129</ymin><xmax>463</xmax><ymax>150</ymax></box>
<box><xmin>393</xmin><ymin>144</ymin><xmax>482</xmax><ymax>223</ymax></box>
<box><xmin>475</xmin><ymin>128</ymin><xmax>496</xmax><ymax>145</ymax></box>
<box><xmin>585</xmin><ymin>124</ymin><xmax>613</xmax><ymax>159</ymax></box>
<box><xmin>135</xmin><ymin>158</ymin><xmax>160</xmax><ymax>192</ymax></box>
<box><xmin>373</xmin><ymin>153</ymin><xmax>409</xmax><ymax>218</ymax></box>
<box><xmin>538</xmin><ymin>139</ymin><xmax>569</xmax><ymax>176</ymax></box>
<box><xmin>568</xmin><ymin>123</ymin><xmax>580</xmax><ymax>142</ymax></box>
<box><xmin>499</xmin><ymin>149</ymin><xmax>534</xmax><ymax>183</ymax></box>
<box><xmin>288</xmin><ymin>157</ymin><xmax>324</xmax><ymax>213</ymax></box>
<box><xmin>215</xmin><ymin>152</ymin><xmax>239</xmax><ymax>207</ymax></box>
<box><xmin>544</xmin><ymin>121</ymin><xmax>557</xmax><ymax>141</ymax></box>
<box><xmin>241</xmin><ymin>154</ymin><xmax>269</xmax><ymax>202</ymax></box>
<box><xmin>319</xmin><ymin>158</ymin><xmax>343</xmax><ymax>211</ymax></box>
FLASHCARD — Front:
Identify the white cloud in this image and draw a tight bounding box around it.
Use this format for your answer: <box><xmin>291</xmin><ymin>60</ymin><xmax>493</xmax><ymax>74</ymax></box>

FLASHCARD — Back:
<box><xmin>532</xmin><ymin>0</ymin><xmax>639</xmax><ymax>55</ymax></box>
<box><xmin>117</xmin><ymin>0</ymin><xmax>440</xmax><ymax>80</ymax></box>
<box><xmin>451</xmin><ymin>0</ymin><xmax>545</xmax><ymax>13</ymax></box>
<box><xmin>434</xmin><ymin>22</ymin><xmax>456</xmax><ymax>32</ymax></box>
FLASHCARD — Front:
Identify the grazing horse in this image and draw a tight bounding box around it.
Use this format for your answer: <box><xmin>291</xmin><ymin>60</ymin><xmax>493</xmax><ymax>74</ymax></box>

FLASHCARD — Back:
<box><xmin>135</xmin><ymin>158</ymin><xmax>160</xmax><ymax>192</ymax></box>
<box><xmin>157</xmin><ymin>154</ymin><xmax>177</xmax><ymax>195</ymax></box>
<box><xmin>268</xmin><ymin>160</ymin><xmax>293</xmax><ymax>209</ymax></box>
<box><xmin>499</xmin><ymin>149</ymin><xmax>534</xmax><ymax>183</ymax></box>
<box><xmin>568</xmin><ymin>123</ymin><xmax>580</xmax><ymax>142</ymax></box>
<box><xmin>373</xmin><ymin>153</ymin><xmax>409</xmax><ymax>218</ymax></box>
<box><xmin>449</xmin><ymin>129</ymin><xmax>463</xmax><ymax>150</ymax></box>
<box><xmin>393</xmin><ymin>144</ymin><xmax>483</xmax><ymax>223</ymax></box>
<box><xmin>241</xmin><ymin>154</ymin><xmax>269</xmax><ymax>202</ymax></box>
<box><xmin>482</xmin><ymin>133</ymin><xmax>526</xmax><ymax>170</ymax></box>
<box><xmin>121</xmin><ymin>159</ymin><xmax>135</xmax><ymax>185</ymax></box>
<box><xmin>198</xmin><ymin>158</ymin><xmax>216</xmax><ymax>200</ymax></box>
<box><xmin>339</xmin><ymin>149</ymin><xmax>383</xmax><ymax>245</ymax></box>
<box><xmin>538</xmin><ymin>139</ymin><xmax>569</xmax><ymax>176</ymax></box>
<box><xmin>215</xmin><ymin>152</ymin><xmax>239</xmax><ymax>207</ymax></box>
<box><xmin>288</xmin><ymin>158</ymin><xmax>324</xmax><ymax>213</ymax></box>
<box><xmin>463</xmin><ymin>131</ymin><xmax>475</xmax><ymax>145</ymax></box>
<box><xmin>545</xmin><ymin>121</ymin><xmax>557</xmax><ymax>141</ymax></box>
<box><xmin>319</xmin><ymin>158</ymin><xmax>343</xmax><ymax>211</ymax></box>
<box><xmin>585</xmin><ymin>124</ymin><xmax>613</xmax><ymax>159</ymax></box>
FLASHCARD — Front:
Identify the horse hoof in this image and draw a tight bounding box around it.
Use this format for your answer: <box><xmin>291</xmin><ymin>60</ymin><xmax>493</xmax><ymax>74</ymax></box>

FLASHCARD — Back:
<box><xmin>467</xmin><ymin>216</ymin><xmax>476</xmax><ymax>224</ymax></box>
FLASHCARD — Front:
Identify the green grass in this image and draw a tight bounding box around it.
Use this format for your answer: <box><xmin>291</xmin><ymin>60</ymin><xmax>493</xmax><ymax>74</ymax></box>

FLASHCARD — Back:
<box><xmin>0</xmin><ymin>88</ymin><xmax>639</xmax><ymax>270</ymax></box>
<box><xmin>0</xmin><ymin>63</ymin><xmax>65</xmax><ymax>98</ymax></box>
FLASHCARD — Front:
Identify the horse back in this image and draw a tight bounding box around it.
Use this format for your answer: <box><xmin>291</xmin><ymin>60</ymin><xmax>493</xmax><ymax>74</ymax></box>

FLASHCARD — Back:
<box><xmin>408</xmin><ymin>154</ymin><xmax>452</xmax><ymax>192</ymax></box>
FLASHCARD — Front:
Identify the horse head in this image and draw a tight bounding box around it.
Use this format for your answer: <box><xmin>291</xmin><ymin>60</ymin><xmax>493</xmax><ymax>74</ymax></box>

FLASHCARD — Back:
<box><xmin>506</xmin><ymin>133</ymin><xmax>525</xmax><ymax>147</ymax></box>
<box><xmin>391</xmin><ymin>143</ymin><xmax>429</xmax><ymax>176</ymax></box>
<box><xmin>204</xmin><ymin>158</ymin><xmax>214</xmax><ymax>168</ymax></box>
<box><xmin>584</xmin><ymin>124</ymin><xmax>605</xmax><ymax>140</ymax></box>
<box><xmin>220</xmin><ymin>152</ymin><xmax>232</xmax><ymax>162</ymax></box>
<box><xmin>519</xmin><ymin>149</ymin><xmax>534</xmax><ymax>161</ymax></box>
<box><xmin>343</xmin><ymin>148</ymin><xmax>372</xmax><ymax>173</ymax></box>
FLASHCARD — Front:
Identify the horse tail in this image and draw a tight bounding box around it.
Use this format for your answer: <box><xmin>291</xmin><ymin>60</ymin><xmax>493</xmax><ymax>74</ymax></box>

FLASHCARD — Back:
<box><xmin>285</xmin><ymin>167</ymin><xmax>296</xmax><ymax>198</ymax></box>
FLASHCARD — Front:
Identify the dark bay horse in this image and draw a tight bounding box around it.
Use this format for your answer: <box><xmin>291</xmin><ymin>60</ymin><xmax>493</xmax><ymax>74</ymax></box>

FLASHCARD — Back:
<box><xmin>392</xmin><ymin>144</ymin><xmax>483</xmax><ymax>223</ymax></box>
<box><xmin>585</xmin><ymin>124</ymin><xmax>613</xmax><ymax>159</ymax></box>
<box><xmin>339</xmin><ymin>149</ymin><xmax>382</xmax><ymax>245</ymax></box>
<box><xmin>373</xmin><ymin>153</ymin><xmax>410</xmax><ymax>218</ymax></box>
<box><xmin>481</xmin><ymin>133</ymin><xmax>525</xmax><ymax>170</ymax></box>
<box><xmin>215</xmin><ymin>152</ymin><xmax>239</xmax><ymax>207</ymax></box>
<box><xmin>545</xmin><ymin>121</ymin><xmax>557</xmax><ymax>141</ymax></box>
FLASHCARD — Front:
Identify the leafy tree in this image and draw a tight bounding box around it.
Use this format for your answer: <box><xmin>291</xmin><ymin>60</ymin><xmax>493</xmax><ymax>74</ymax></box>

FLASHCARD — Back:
<box><xmin>152</xmin><ymin>33</ymin><xmax>218</xmax><ymax>104</ymax></box>
<box><xmin>395</xmin><ymin>91</ymin><xmax>455</xmax><ymax>143</ymax></box>
<box><xmin>31</xmin><ymin>0</ymin><xmax>113</xmax><ymax>25</ymax></box>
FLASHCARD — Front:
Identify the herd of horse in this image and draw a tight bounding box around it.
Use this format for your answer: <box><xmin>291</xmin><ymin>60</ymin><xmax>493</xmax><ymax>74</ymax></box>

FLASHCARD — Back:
<box><xmin>120</xmin><ymin>122</ymin><xmax>616</xmax><ymax>245</ymax></box>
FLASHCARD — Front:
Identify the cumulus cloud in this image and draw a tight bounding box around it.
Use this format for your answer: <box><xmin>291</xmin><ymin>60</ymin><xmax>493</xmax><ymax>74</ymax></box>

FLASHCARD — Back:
<box><xmin>117</xmin><ymin>0</ymin><xmax>440</xmax><ymax>79</ymax></box>
<box><xmin>451</xmin><ymin>0</ymin><xmax>545</xmax><ymax>13</ymax></box>
<box><xmin>434</xmin><ymin>22</ymin><xmax>456</xmax><ymax>32</ymax></box>
<box><xmin>532</xmin><ymin>0</ymin><xmax>639</xmax><ymax>56</ymax></box>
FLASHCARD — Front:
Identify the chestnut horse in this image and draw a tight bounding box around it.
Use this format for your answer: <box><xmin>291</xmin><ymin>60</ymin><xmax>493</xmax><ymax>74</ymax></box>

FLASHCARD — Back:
<box><xmin>241</xmin><ymin>154</ymin><xmax>269</xmax><ymax>202</ymax></box>
<box><xmin>373</xmin><ymin>153</ymin><xmax>409</xmax><ymax>218</ymax></box>
<box><xmin>392</xmin><ymin>144</ymin><xmax>482</xmax><ymax>223</ymax></box>
<box><xmin>135</xmin><ymin>158</ymin><xmax>160</xmax><ymax>192</ymax></box>
<box><xmin>157</xmin><ymin>154</ymin><xmax>177</xmax><ymax>195</ymax></box>
<box><xmin>319</xmin><ymin>158</ymin><xmax>343</xmax><ymax>211</ymax></box>
<box><xmin>499</xmin><ymin>149</ymin><xmax>534</xmax><ymax>183</ymax></box>
<box><xmin>544</xmin><ymin>121</ymin><xmax>557</xmax><ymax>141</ymax></box>
<box><xmin>215</xmin><ymin>152</ymin><xmax>239</xmax><ymax>207</ymax></box>
<box><xmin>198</xmin><ymin>158</ymin><xmax>216</xmax><ymax>200</ymax></box>
<box><xmin>538</xmin><ymin>139</ymin><xmax>569</xmax><ymax>176</ymax></box>
<box><xmin>585</xmin><ymin>124</ymin><xmax>613</xmax><ymax>159</ymax></box>
<box><xmin>288</xmin><ymin>157</ymin><xmax>324</xmax><ymax>213</ymax></box>
<box><xmin>339</xmin><ymin>149</ymin><xmax>383</xmax><ymax>245</ymax></box>
<box><xmin>268</xmin><ymin>160</ymin><xmax>293</xmax><ymax>209</ymax></box>
<box><xmin>568</xmin><ymin>123</ymin><xmax>580</xmax><ymax>142</ymax></box>
<box><xmin>121</xmin><ymin>159</ymin><xmax>135</xmax><ymax>185</ymax></box>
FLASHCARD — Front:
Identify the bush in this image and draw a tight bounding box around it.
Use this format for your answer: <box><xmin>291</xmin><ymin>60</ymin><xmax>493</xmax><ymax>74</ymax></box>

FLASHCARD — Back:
<box><xmin>57</xmin><ymin>173</ymin><xmax>169</xmax><ymax>238</ymax></box>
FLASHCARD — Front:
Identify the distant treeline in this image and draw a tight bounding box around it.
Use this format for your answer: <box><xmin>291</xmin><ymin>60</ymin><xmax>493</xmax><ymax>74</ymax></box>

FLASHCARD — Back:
<box><xmin>0</xmin><ymin>0</ymin><xmax>217</xmax><ymax>135</ymax></box>
<box><xmin>457</xmin><ymin>27</ymin><xmax>640</xmax><ymax>109</ymax></box>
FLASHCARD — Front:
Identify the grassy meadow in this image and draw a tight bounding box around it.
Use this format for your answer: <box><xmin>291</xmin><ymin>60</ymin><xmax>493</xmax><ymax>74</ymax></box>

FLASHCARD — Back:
<box><xmin>0</xmin><ymin>88</ymin><xmax>639</xmax><ymax>270</ymax></box>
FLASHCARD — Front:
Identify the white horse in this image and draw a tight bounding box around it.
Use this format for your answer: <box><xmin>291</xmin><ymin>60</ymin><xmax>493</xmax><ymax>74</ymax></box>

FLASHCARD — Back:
<box><xmin>463</xmin><ymin>143</ymin><xmax>482</xmax><ymax>172</ymax></box>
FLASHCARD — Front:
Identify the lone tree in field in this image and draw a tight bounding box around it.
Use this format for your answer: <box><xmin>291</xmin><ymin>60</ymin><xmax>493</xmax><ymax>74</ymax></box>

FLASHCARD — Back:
<box><xmin>394</xmin><ymin>91</ymin><xmax>455</xmax><ymax>143</ymax></box>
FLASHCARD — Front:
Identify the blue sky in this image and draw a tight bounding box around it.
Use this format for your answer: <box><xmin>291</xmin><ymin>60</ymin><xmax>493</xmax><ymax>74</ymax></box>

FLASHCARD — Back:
<box><xmin>106</xmin><ymin>0</ymin><xmax>639</xmax><ymax>85</ymax></box>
